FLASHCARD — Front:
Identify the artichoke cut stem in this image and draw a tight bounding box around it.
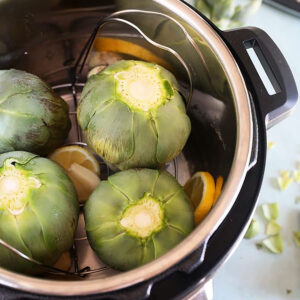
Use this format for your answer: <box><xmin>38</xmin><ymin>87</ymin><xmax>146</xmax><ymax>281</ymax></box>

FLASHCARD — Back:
<box><xmin>120</xmin><ymin>195</ymin><xmax>164</xmax><ymax>239</ymax></box>
<box><xmin>116</xmin><ymin>64</ymin><xmax>168</xmax><ymax>112</ymax></box>
<box><xmin>128</xmin><ymin>79</ymin><xmax>157</xmax><ymax>105</ymax></box>
<box><xmin>0</xmin><ymin>163</ymin><xmax>41</xmax><ymax>215</ymax></box>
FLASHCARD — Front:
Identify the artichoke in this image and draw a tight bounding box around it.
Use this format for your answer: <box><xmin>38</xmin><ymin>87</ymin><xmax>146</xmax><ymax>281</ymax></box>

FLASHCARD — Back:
<box><xmin>0</xmin><ymin>69</ymin><xmax>71</xmax><ymax>155</ymax></box>
<box><xmin>77</xmin><ymin>60</ymin><xmax>191</xmax><ymax>170</ymax></box>
<box><xmin>196</xmin><ymin>0</ymin><xmax>262</xmax><ymax>30</ymax></box>
<box><xmin>0</xmin><ymin>151</ymin><xmax>79</xmax><ymax>274</ymax></box>
<box><xmin>84</xmin><ymin>169</ymin><xmax>194</xmax><ymax>271</ymax></box>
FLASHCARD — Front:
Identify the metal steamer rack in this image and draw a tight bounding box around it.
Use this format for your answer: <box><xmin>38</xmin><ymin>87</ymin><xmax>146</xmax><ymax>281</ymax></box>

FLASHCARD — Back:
<box><xmin>0</xmin><ymin>9</ymin><xmax>215</xmax><ymax>279</ymax></box>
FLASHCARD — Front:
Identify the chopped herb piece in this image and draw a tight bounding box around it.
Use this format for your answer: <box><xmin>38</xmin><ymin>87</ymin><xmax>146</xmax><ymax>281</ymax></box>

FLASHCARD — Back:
<box><xmin>293</xmin><ymin>231</ymin><xmax>300</xmax><ymax>247</ymax></box>
<box><xmin>261</xmin><ymin>203</ymin><xmax>279</xmax><ymax>221</ymax></box>
<box><xmin>255</xmin><ymin>242</ymin><xmax>263</xmax><ymax>250</ymax></box>
<box><xmin>262</xmin><ymin>234</ymin><xmax>283</xmax><ymax>254</ymax></box>
<box><xmin>244</xmin><ymin>219</ymin><xmax>260</xmax><ymax>239</ymax></box>
<box><xmin>286</xmin><ymin>289</ymin><xmax>292</xmax><ymax>294</ymax></box>
<box><xmin>265</xmin><ymin>220</ymin><xmax>281</xmax><ymax>235</ymax></box>
<box><xmin>295</xmin><ymin>197</ymin><xmax>300</xmax><ymax>204</ymax></box>
<box><xmin>277</xmin><ymin>172</ymin><xmax>293</xmax><ymax>190</ymax></box>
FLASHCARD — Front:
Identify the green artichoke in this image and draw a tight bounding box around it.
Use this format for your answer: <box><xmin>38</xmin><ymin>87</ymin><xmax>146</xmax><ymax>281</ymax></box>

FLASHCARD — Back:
<box><xmin>0</xmin><ymin>151</ymin><xmax>79</xmax><ymax>274</ymax></box>
<box><xmin>196</xmin><ymin>0</ymin><xmax>262</xmax><ymax>30</ymax></box>
<box><xmin>0</xmin><ymin>69</ymin><xmax>71</xmax><ymax>155</ymax></box>
<box><xmin>77</xmin><ymin>60</ymin><xmax>191</xmax><ymax>170</ymax></box>
<box><xmin>84</xmin><ymin>169</ymin><xmax>194</xmax><ymax>271</ymax></box>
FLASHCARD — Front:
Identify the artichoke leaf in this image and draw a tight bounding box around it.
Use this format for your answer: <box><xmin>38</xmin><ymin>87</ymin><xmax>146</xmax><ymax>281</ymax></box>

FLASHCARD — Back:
<box><xmin>152</xmin><ymin>226</ymin><xmax>186</xmax><ymax>258</ymax></box>
<box><xmin>0</xmin><ymin>211</ymin><xmax>32</xmax><ymax>257</ymax></box>
<box><xmin>30</xmin><ymin>187</ymin><xmax>78</xmax><ymax>253</ymax></box>
<box><xmin>0</xmin><ymin>70</ymin><xmax>71</xmax><ymax>155</ymax></box>
<box><xmin>154</xmin><ymin>101</ymin><xmax>191</xmax><ymax>164</ymax></box>
<box><xmin>153</xmin><ymin>170</ymin><xmax>182</xmax><ymax>202</ymax></box>
<box><xmin>164</xmin><ymin>189</ymin><xmax>194</xmax><ymax>234</ymax></box>
<box><xmin>117</xmin><ymin>110</ymin><xmax>158</xmax><ymax>170</ymax></box>
<box><xmin>16</xmin><ymin>205</ymin><xmax>57</xmax><ymax>264</ymax></box>
<box><xmin>87</xmin><ymin>222</ymin><xmax>125</xmax><ymax>242</ymax></box>
<box><xmin>0</xmin><ymin>110</ymin><xmax>51</xmax><ymax>152</ymax></box>
<box><xmin>91</xmin><ymin>233</ymin><xmax>142</xmax><ymax>271</ymax></box>
<box><xmin>108</xmin><ymin>169</ymin><xmax>159</xmax><ymax>203</ymax></box>
<box><xmin>142</xmin><ymin>238</ymin><xmax>156</xmax><ymax>264</ymax></box>
<box><xmin>84</xmin><ymin>181</ymin><xmax>128</xmax><ymax>231</ymax></box>
<box><xmin>87</xmin><ymin>100</ymin><xmax>134</xmax><ymax>165</ymax></box>
<box><xmin>77</xmin><ymin>73</ymin><xmax>116</xmax><ymax>130</ymax></box>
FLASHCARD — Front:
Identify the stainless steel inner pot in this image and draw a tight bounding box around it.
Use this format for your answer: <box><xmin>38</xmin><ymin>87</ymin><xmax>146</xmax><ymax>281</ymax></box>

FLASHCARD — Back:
<box><xmin>0</xmin><ymin>0</ymin><xmax>291</xmax><ymax>296</ymax></box>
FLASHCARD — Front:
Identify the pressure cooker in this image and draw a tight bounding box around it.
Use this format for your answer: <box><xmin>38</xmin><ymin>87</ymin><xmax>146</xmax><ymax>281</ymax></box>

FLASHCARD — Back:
<box><xmin>0</xmin><ymin>0</ymin><xmax>297</xmax><ymax>299</ymax></box>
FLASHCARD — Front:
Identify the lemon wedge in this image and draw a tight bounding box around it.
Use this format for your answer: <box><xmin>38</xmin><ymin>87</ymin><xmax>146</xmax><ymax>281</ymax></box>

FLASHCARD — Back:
<box><xmin>49</xmin><ymin>146</ymin><xmax>101</xmax><ymax>202</ymax></box>
<box><xmin>49</xmin><ymin>145</ymin><xmax>100</xmax><ymax>175</ymax></box>
<box><xmin>184</xmin><ymin>171</ymin><xmax>215</xmax><ymax>225</ymax></box>
<box><xmin>54</xmin><ymin>251</ymin><xmax>72</xmax><ymax>271</ymax></box>
<box><xmin>213</xmin><ymin>176</ymin><xmax>223</xmax><ymax>205</ymax></box>
<box><xmin>93</xmin><ymin>37</ymin><xmax>171</xmax><ymax>70</ymax></box>
<box><xmin>67</xmin><ymin>163</ymin><xmax>100</xmax><ymax>203</ymax></box>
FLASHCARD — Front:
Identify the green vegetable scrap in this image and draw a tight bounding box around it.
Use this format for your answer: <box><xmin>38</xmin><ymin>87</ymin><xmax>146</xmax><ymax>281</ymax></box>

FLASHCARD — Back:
<box><xmin>244</xmin><ymin>219</ymin><xmax>260</xmax><ymax>239</ymax></box>
<box><xmin>261</xmin><ymin>202</ymin><xmax>279</xmax><ymax>221</ymax></box>
<box><xmin>0</xmin><ymin>69</ymin><xmax>71</xmax><ymax>155</ymax></box>
<box><xmin>293</xmin><ymin>170</ymin><xmax>300</xmax><ymax>183</ymax></box>
<box><xmin>84</xmin><ymin>169</ymin><xmax>194</xmax><ymax>271</ymax></box>
<box><xmin>293</xmin><ymin>231</ymin><xmax>300</xmax><ymax>247</ymax></box>
<box><xmin>262</xmin><ymin>234</ymin><xmax>283</xmax><ymax>254</ymax></box>
<box><xmin>0</xmin><ymin>151</ymin><xmax>79</xmax><ymax>274</ymax></box>
<box><xmin>267</xmin><ymin>141</ymin><xmax>275</xmax><ymax>150</ymax></box>
<box><xmin>255</xmin><ymin>242</ymin><xmax>263</xmax><ymax>250</ymax></box>
<box><xmin>77</xmin><ymin>60</ymin><xmax>191</xmax><ymax>170</ymax></box>
<box><xmin>265</xmin><ymin>220</ymin><xmax>281</xmax><ymax>236</ymax></box>
<box><xmin>295</xmin><ymin>197</ymin><xmax>300</xmax><ymax>204</ymax></box>
<box><xmin>196</xmin><ymin>0</ymin><xmax>262</xmax><ymax>30</ymax></box>
<box><xmin>277</xmin><ymin>170</ymin><xmax>293</xmax><ymax>191</ymax></box>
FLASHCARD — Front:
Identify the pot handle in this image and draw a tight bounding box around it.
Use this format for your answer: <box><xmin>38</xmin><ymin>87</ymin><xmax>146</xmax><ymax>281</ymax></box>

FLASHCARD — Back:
<box><xmin>220</xmin><ymin>27</ymin><xmax>298</xmax><ymax>129</ymax></box>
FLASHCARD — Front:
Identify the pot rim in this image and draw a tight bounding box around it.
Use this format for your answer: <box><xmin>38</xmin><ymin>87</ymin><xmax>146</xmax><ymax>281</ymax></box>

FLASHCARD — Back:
<box><xmin>0</xmin><ymin>0</ymin><xmax>252</xmax><ymax>295</ymax></box>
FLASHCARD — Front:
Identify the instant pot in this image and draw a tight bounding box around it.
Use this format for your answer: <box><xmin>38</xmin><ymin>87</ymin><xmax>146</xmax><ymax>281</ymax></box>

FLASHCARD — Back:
<box><xmin>0</xmin><ymin>0</ymin><xmax>297</xmax><ymax>299</ymax></box>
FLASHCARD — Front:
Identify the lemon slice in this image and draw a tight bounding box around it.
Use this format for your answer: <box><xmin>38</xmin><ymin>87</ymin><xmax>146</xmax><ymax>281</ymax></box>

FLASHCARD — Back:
<box><xmin>93</xmin><ymin>37</ymin><xmax>171</xmax><ymax>70</ymax></box>
<box><xmin>54</xmin><ymin>251</ymin><xmax>72</xmax><ymax>271</ymax></box>
<box><xmin>213</xmin><ymin>176</ymin><xmax>223</xmax><ymax>205</ymax></box>
<box><xmin>184</xmin><ymin>172</ymin><xmax>215</xmax><ymax>225</ymax></box>
<box><xmin>49</xmin><ymin>146</ymin><xmax>101</xmax><ymax>202</ymax></box>
<box><xmin>49</xmin><ymin>145</ymin><xmax>100</xmax><ymax>175</ymax></box>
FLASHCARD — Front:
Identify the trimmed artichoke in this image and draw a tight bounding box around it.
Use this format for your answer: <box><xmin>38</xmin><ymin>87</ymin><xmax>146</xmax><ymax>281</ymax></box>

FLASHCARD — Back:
<box><xmin>0</xmin><ymin>151</ymin><xmax>79</xmax><ymax>274</ymax></box>
<box><xmin>77</xmin><ymin>60</ymin><xmax>191</xmax><ymax>170</ymax></box>
<box><xmin>84</xmin><ymin>169</ymin><xmax>194</xmax><ymax>271</ymax></box>
<box><xmin>0</xmin><ymin>69</ymin><xmax>71</xmax><ymax>155</ymax></box>
<box><xmin>196</xmin><ymin>0</ymin><xmax>262</xmax><ymax>30</ymax></box>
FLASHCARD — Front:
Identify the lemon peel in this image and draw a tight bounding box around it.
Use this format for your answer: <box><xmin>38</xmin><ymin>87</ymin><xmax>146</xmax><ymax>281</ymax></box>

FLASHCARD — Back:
<box><xmin>184</xmin><ymin>171</ymin><xmax>215</xmax><ymax>225</ymax></box>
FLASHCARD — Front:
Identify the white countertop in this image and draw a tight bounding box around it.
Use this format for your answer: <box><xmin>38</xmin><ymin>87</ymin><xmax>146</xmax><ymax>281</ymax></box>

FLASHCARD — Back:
<box><xmin>212</xmin><ymin>3</ymin><xmax>300</xmax><ymax>300</ymax></box>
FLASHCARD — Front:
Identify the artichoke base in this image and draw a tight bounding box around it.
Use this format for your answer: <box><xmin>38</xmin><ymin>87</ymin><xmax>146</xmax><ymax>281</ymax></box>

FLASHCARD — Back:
<box><xmin>0</xmin><ymin>159</ymin><xmax>41</xmax><ymax>215</ymax></box>
<box><xmin>120</xmin><ymin>194</ymin><xmax>165</xmax><ymax>239</ymax></box>
<box><xmin>116</xmin><ymin>63</ymin><xmax>169</xmax><ymax>112</ymax></box>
